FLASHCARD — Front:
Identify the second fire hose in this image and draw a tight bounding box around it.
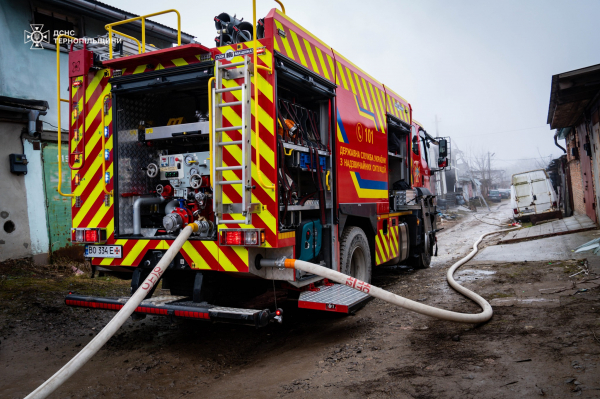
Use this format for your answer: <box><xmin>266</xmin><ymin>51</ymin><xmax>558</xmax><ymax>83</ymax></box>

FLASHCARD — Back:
<box><xmin>261</xmin><ymin>227</ymin><xmax>519</xmax><ymax>324</ymax></box>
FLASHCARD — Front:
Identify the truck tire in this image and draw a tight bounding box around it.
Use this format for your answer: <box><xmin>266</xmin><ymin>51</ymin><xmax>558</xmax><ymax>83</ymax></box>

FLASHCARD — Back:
<box><xmin>340</xmin><ymin>226</ymin><xmax>372</xmax><ymax>283</ymax></box>
<box><xmin>409</xmin><ymin>248</ymin><xmax>431</xmax><ymax>269</ymax></box>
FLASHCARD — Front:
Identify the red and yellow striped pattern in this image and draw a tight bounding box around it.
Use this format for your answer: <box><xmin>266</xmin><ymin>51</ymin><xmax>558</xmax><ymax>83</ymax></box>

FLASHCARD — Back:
<box><xmin>271</xmin><ymin>13</ymin><xmax>336</xmax><ymax>84</ymax></box>
<box><xmin>384</xmin><ymin>87</ymin><xmax>411</xmax><ymax>125</ymax></box>
<box><xmin>213</xmin><ymin>40</ymin><xmax>278</xmax><ymax>248</ymax></box>
<box><xmin>77</xmin><ymin>46</ymin><xmax>277</xmax><ymax>272</ymax></box>
<box><xmin>120</xmin><ymin>53</ymin><xmax>208</xmax><ymax>76</ymax></box>
<box><xmin>375</xmin><ymin>217</ymin><xmax>400</xmax><ymax>265</ymax></box>
<box><xmin>71</xmin><ymin>69</ymin><xmax>113</xmax><ymax>230</ymax></box>
<box><xmin>335</xmin><ymin>60</ymin><xmax>388</xmax><ymax>133</ymax></box>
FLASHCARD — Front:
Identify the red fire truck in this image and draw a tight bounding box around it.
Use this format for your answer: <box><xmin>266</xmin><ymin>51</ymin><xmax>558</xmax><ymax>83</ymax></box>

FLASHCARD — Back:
<box><xmin>63</xmin><ymin>7</ymin><xmax>448</xmax><ymax>326</ymax></box>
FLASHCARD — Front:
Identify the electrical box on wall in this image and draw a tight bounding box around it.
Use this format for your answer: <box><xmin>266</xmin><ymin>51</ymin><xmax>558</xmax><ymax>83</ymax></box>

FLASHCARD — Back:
<box><xmin>9</xmin><ymin>154</ymin><xmax>28</xmax><ymax>175</ymax></box>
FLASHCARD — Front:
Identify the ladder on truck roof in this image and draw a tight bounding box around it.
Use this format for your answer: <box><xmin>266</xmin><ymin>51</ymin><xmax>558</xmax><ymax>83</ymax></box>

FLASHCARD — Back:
<box><xmin>211</xmin><ymin>58</ymin><xmax>258</xmax><ymax>225</ymax></box>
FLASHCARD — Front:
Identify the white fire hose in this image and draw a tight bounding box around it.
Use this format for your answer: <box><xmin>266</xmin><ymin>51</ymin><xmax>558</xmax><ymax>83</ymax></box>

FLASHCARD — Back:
<box><xmin>26</xmin><ymin>223</ymin><xmax>201</xmax><ymax>399</ymax></box>
<box><xmin>262</xmin><ymin>226</ymin><xmax>519</xmax><ymax>323</ymax></box>
<box><xmin>27</xmin><ymin>224</ymin><xmax>518</xmax><ymax>398</ymax></box>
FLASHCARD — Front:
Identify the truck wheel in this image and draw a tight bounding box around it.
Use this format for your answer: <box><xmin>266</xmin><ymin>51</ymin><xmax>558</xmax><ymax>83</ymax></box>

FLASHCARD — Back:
<box><xmin>409</xmin><ymin>239</ymin><xmax>432</xmax><ymax>269</ymax></box>
<box><xmin>340</xmin><ymin>226</ymin><xmax>372</xmax><ymax>283</ymax></box>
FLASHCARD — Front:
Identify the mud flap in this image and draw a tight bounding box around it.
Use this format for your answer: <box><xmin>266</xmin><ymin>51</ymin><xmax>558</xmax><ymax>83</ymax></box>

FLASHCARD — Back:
<box><xmin>297</xmin><ymin>284</ymin><xmax>371</xmax><ymax>313</ymax></box>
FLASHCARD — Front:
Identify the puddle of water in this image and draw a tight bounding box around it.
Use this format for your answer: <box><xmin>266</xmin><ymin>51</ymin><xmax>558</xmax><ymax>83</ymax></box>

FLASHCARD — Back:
<box><xmin>491</xmin><ymin>297</ymin><xmax>560</xmax><ymax>308</ymax></box>
<box><xmin>454</xmin><ymin>269</ymin><xmax>496</xmax><ymax>282</ymax></box>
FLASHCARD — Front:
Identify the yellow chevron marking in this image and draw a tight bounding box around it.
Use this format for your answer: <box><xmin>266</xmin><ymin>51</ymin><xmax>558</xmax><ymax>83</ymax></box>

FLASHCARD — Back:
<box><xmin>326</xmin><ymin>54</ymin><xmax>335</xmax><ymax>84</ymax></box>
<box><xmin>274</xmin><ymin>20</ymin><xmax>295</xmax><ymax>60</ymax></box>
<box><xmin>171</xmin><ymin>58</ymin><xmax>188</xmax><ymax>67</ymax></box>
<box><xmin>85</xmin><ymin>84</ymin><xmax>111</xmax><ymax>131</ymax></box>
<box><xmin>85</xmin><ymin>72</ymin><xmax>103</xmax><ymax>102</ymax></box>
<box><xmin>388</xmin><ymin>226</ymin><xmax>396</xmax><ymax>257</ymax></box>
<box><xmin>390</xmin><ymin>95</ymin><xmax>399</xmax><ymax>118</ymax></box>
<box><xmin>303</xmin><ymin>38</ymin><xmax>320</xmax><ymax>74</ymax></box>
<box><xmin>368</xmin><ymin>82</ymin><xmax>384</xmax><ymax>133</ymax></box>
<box><xmin>273</xmin><ymin>35</ymin><xmax>281</xmax><ymax>52</ymax></box>
<box><xmin>73</xmin><ymin>178</ymin><xmax>104</xmax><ymax>226</ymax></box>
<box><xmin>375</xmin><ymin>235</ymin><xmax>383</xmax><ymax>264</ymax></box>
<box><xmin>289</xmin><ymin>30</ymin><xmax>308</xmax><ymax>67</ymax></box>
<box><xmin>218</xmin><ymin>249</ymin><xmax>239</xmax><ymax>272</ymax></box>
<box><xmin>133</xmin><ymin>64</ymin><xmax>147</xmax><ymax>74</ymax></box>
<box><xmin>345</xmin><ymin>66</ymin><xmax>357</xmax><ymax>95</ymax></box>
<box><xmin>336</xmin><ymin>62</ymin><xmax>348</xmax><ymax>90</ymax></box>
<box><xmin>315</xmin><ymin>47</ymin><xmax>330</xmax><ymax>80</ymax></box>
<box><xmin>71</xmin><ymin>138</ymin><xmax>102</xmax><ymax>203</ymax></box>
<box><xmin>353</xmin><ymin>72</ymin><xmax>367</xmax><ymax>109</ymax></box>
<box><xmin>374</xmin><ymin>88</ymin><xmax>387</xmax><ymax>126</ymax></box>
<box><xmin>205</xmin><ymin>242</ymin><xmax>220</xmax><ymax>265</ymax></box>
<box><xmin>122</xmin><ymin>240</ymin><xmax>148</xmax><ymax>265</ymax></box>
<box><xmin>232</xmin><ymin>246</ymin><xmax>248</xmax><ymax>265</ymax></box>
<box><xmin>360</xmin><ymin>77</ymin><xmax>377</xmax><ymax>123</ymax></box>
<box><xmin>182</xmin><ymin>241</ymin><xmax>211</xmax><ymax>269</ymax></box>
<box><xmin>380</xmin><ymin>230</ymin><xmax>390</xmax><ymax>259</ymax></box>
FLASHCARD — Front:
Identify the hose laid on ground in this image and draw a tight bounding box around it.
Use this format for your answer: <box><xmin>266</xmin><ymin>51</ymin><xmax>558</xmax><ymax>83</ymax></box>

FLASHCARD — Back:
<box><xmin>276</xmin><ymin>227</ymin><xmax>520</xmax><ymax>323</ymax></box>
<box><xmin>26</xmin><ymin>223</ymin><xmax>199</xmax><ymax>399</ymax></box>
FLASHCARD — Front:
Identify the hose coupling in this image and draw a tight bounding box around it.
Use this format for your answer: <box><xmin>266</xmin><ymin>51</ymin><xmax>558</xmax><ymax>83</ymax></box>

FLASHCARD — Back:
<box><xmin>259</xmin><ymin>256</ymin><xmax>288</xmax><ymax>270</ymax></box>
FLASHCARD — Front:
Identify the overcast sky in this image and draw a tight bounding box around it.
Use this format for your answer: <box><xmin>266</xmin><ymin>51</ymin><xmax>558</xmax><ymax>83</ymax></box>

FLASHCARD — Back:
<box><xmin>104</xmin><ymin>0</ymin><xmax>600</xmax><ymax>169</ymax></box>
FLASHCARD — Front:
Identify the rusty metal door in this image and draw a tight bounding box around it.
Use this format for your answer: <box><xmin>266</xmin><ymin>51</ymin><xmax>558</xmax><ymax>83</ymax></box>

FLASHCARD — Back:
<box><xmin>576</xmin><ymin>124</ymin><xmax>597</xmax><ymax>222</ymax></box>
<box><xmin>42</xmin><ymin>143</ymin><xmax>72</xmax><ymax>254</ymax></box>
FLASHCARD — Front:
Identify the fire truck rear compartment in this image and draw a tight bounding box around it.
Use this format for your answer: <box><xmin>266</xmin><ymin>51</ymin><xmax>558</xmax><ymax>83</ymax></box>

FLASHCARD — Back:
<box><xmin>274</xmin><ymin>57</ymin><xmax>336</xmax><ymax>267</ymax></box>
<box><xmin>111</xmin><ymin>65</ymin><xmax>214</xmax><ymax>240</ymax></box>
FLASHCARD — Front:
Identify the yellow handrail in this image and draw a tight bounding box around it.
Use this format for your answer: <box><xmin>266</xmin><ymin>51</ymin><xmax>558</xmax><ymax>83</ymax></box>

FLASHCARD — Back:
<box><xmin>105</xmin><ymin>9</ymin><xmax>181</xmax><ymax>59</ymax></box>
<box><xmin>207</xmin><ymin>76</ymin><xmax>215</xmax><ymax>188</ymax></box>
<box><xmin>101</xmin><ymin>93</ymin><xmax>113</xmax><ymax>195</ymax></box>
<box><xmin>56</xmin><ymin>34</ymin><xmax>78</xmax><ymax>197</ymax></box>
<box><xmin>253</xmin><ymin>0</ymin><xmax>275</xmax><ymax>190</ymax></box>
<box><xmin>108</xmin><ymin>28</ymin><xmax>141</xmax><ymax>57</ymax></box>
<box><xmin>274</xmin><ymin>0</ymin><xmax>286</xmax><ymax>13</ymax></box>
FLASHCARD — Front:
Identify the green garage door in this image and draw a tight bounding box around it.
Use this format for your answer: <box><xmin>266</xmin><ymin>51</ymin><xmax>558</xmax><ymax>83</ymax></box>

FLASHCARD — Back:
<box><xmin>42</xmin><ymin>143</ymin><xmax>72</xmax><ymax>254</ymax></box>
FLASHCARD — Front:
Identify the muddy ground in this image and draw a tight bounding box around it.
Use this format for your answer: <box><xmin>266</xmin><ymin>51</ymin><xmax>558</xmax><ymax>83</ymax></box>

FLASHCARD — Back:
<box><xmin>1</xmin><ymin>201</ymin><xmax>600</xmax><ymax>398</ymax></box>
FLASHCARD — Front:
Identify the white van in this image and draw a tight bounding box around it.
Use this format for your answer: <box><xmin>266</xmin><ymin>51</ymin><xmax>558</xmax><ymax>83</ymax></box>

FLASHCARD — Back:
<box><xmin>511</xmin><ymin>169</ymin><xmax>562</xmax><ymax>224</ymax></box>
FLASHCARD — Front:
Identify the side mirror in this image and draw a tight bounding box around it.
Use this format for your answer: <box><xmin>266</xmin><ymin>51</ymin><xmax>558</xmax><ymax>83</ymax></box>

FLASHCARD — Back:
<box><xmin>439</xmin><ymin>139</ymin><xmax>448</xmax><ymax>158</ymax></box>
<box><xmin>412</xmin><ymin>137</ymin><xmax>419</xmax><ymax>155</ymax></box>
<box><xmin>438</xmin><ymin>157</ymin><xmax>448</xmax><ymax>168</ymax></box>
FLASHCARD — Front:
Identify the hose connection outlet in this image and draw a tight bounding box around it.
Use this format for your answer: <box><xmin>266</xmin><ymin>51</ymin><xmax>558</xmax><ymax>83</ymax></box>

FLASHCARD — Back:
<box><xmin>259</xmin><ymin>256</ymin><xmax>288</xmax><ymax>270</ymax></box>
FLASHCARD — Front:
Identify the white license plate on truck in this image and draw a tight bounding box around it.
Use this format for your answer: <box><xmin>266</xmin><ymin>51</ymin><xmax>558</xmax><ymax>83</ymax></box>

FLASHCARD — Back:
<box><xmin>85</xmin><ymin>245</ymin><xmax>122</xmax><ymax>258</ymax></box>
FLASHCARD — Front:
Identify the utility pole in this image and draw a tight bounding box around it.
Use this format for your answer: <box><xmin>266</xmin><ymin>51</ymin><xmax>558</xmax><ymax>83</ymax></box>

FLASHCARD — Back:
<box><xmin>487</xmin><ymin>151</ymin><xmax>491</xmax><ymax>182</ymax></box>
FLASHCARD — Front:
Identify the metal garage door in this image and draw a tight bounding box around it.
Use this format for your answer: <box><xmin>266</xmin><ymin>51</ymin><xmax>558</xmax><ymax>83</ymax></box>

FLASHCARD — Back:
<box><xmin>42</xmin><ymin>143</ymin><xmax>72</xmax><ymax>254</ymax></box>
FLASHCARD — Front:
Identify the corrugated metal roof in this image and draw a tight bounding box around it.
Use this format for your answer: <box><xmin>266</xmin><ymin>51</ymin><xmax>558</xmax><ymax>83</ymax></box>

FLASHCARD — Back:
<box><xmin>84</xmin><ymin>0</ymin><xmax>194</xmax><ymax>37</ymax></box>
<box><xmin>49</xmin><ymin>0</ymin><xmax>195</xmax><ymax>41</ymax></box>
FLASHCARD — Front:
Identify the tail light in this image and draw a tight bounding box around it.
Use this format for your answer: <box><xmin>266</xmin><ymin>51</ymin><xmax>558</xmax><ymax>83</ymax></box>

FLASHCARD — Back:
<box><xmin>72</xmin><ymin>228</ymin><xmax>107</xmax><ymax>243</ymax></box>
<box><xmin>552</xmin><ymin>201</ymin><xmax>557</xmax><ymax>208</ymax></box>
<box><xmin>513</xmin><ymin>209</ymin><xmax>518</xmax><ymax>215</ymax></box>
<box><xmin>220</xmin><ymin>229</ymin><xmax>265</xmax><ymax>247</ymax></box>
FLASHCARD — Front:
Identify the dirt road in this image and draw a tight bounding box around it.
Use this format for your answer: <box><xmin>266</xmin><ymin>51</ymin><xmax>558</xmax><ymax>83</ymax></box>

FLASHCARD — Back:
<box><xmin>2</xmin><ymin>201</ymin><xmax>599</xmax><ymax>398</ymax></box>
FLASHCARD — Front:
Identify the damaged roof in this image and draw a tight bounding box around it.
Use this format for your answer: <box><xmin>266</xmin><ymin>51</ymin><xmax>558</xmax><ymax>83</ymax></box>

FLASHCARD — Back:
<box><xmin>547</xmin><ymin>63</ymin><xmax>600</xmax><ymax>129</ymax></box>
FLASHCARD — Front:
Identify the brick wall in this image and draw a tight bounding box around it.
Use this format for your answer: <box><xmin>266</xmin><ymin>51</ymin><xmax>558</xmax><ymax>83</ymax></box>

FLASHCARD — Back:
<box><xmin>566</xmin><ymin>131</ymin><xmax>586</xmax><ymax>215</ymax></box>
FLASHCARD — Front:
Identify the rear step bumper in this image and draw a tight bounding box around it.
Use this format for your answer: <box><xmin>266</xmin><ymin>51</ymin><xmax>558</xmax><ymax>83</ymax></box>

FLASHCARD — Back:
<box><xmin>65</xmin><ymin>294</ymin><xmax>277</xmax><ymax>328</ymax></box>
<box><xmin>298</xmin><ymin>284</ymin><xmax>371</xmax><ymax>313</ymax></box>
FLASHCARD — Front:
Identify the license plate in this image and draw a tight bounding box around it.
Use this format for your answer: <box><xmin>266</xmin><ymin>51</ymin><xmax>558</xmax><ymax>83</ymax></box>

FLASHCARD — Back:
<box><xmin>85</xmin><ymin>245</ymin><xmax>122</xmax><ymax>258</ymax></box>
